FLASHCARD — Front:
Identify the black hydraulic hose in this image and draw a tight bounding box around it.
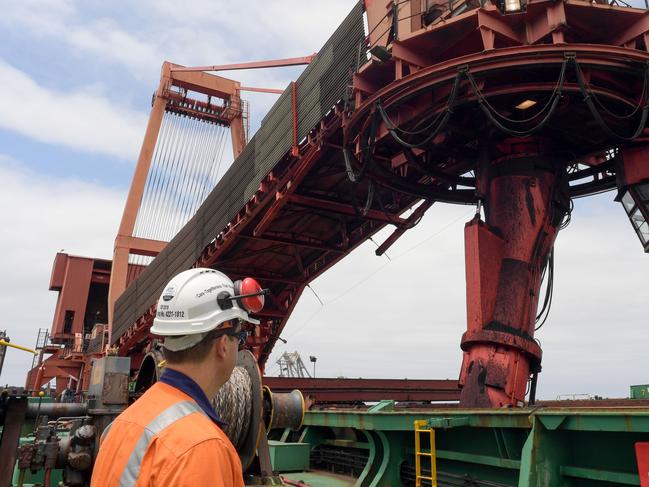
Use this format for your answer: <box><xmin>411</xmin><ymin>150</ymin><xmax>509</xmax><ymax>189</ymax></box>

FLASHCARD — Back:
<box><xmin>465</xmin><ymin>61</ymin><xmax>567</xmax><ymax>138</ymax></box>
<box><xmin>365</xmin><ymin>157</ymin><xmax>476</xmax><ymax>204</ymax></box>
<box><xmin>572</xmin><ymin>58</ymin><xmax>649</xmax><ymax>141</ymax></box>
<box><xmin>343</xmin><ymin>145</ymin><xmax>366</xmax><ymax>183</ymax></box>
<box><xmin>343</xmin><ymin>109</ymin><xmax>380</xmax><ymax>183</ymax></box>
<box><xmin>469</xmin><ymin>60</ymin><xmax>568</xmax><ymax>125</ymax></box>
<box><xmin>378</xmin><ymin>72</ymin><xmax>461</xmax><ymax>148</ymax></box>
<box><xmin>402</xmin><ymin>146</ymin><xmax>475</xmax><ymax>187</ymax></box>
<box><xmin>590</xmin><ymin>69</ymin><xmax>647</xmax><ymax>119</ymax></box>
<box><xmin>535</xmin><ymin>248</ymin><xmax>554</xmax><ymax>331</ymax></box>
<box><xmin>362</xmin><ymin>181</ymin><xmax>375</xmax><ymax>216</ymax></box>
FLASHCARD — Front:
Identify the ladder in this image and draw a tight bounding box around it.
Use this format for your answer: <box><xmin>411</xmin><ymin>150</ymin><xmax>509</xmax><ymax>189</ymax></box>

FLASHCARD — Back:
<box><xmin>30</xmin><ymin>328</ymin><xmax>49</xmax><ymax>370</ymax></box>
<box><xmin>414</xmin><ymin>419</ymin><xmax>438</xmax><ymax>487</ymax></box>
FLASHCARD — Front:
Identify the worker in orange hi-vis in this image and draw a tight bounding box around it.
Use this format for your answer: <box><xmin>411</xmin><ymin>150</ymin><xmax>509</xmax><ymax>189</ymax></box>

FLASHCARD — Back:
<box><xmin>92</xmin><ymin>268</ymin><xmax>267</xmax><ymax>487</ymax></box>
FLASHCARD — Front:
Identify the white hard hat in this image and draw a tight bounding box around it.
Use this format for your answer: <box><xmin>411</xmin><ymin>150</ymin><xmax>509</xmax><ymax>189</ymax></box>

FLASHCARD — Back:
<box><xmin>151</xmin><ymin>268</ymin><xmax>265</xmax><ymax>350</ymax></box>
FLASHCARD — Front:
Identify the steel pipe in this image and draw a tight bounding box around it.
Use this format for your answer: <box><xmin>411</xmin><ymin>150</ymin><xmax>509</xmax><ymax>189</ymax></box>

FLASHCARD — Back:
<box><xmin>26</xmin><ymin>402</ymin><xmax>88</xmax><ymax>419</ymax></box>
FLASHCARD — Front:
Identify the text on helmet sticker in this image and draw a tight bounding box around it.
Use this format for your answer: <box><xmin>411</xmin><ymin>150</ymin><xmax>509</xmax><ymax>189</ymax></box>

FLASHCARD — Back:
<box><xmin>156</xmin><ymin>310</ymin><xmax>185</xmax><ymax>318</ymax></box>
<box><xmin>196</xmin><ymin>283</ymin><xmax>233</xmax><ymax>298</ymax></box>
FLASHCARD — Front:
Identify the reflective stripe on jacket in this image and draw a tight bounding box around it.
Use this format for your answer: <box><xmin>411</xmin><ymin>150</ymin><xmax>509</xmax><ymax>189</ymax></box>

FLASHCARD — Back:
<box><xmin>91</xmin><ymin>381</ymin><xmax>244</xmax><ymax>487</ymax></box>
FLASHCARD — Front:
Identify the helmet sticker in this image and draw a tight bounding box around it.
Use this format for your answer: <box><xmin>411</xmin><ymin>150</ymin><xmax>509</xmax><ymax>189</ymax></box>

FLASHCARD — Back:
<box><xmin>162</xmin><ymin>285</ymin><xmax>177</xmax><ymax>302</ymax></box>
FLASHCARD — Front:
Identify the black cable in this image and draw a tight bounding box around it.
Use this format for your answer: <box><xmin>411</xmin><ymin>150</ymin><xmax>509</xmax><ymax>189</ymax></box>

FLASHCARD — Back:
<box><xmin>465</xmin><ymin>61</ymin><xmax>567</xmax><ymax>137</ymax></box>
<box><xmin>343</xmin><ymin>110</ymin><xmax>379</xmax><ymax>183</ymax></box>
<box><xmin>560</xmin><ymin>198</ymin><xmax>574</xmax><ymax>230</ymax></box>
<box><xmin>468</xmin><ymin>60</ymin><xmax>568</xmax><ymax>125</ymax></box>
<box><xmin>402</xmin><ymin>146</ymin><xmax>475</xmax><ymax>186</ymax></box>
<box><xmin>362</xmin><ymin>181</ymin><xmax>375</xmax><ymax>216</ymax></box>
<box><xmin>572</xmin><ymin>58</ymin><xmax>649</xmax><ymax>141</ymax></box>
<box><xmin>535</xmin><ymin>248</ymin><xmax>554</xmax><ymax>331</ymax></box>
<box><xmin>377</xmin><ymin>72</ymin><xmax>460</xmax><ymax>148</ymax></box>
<box><xmin>590</xmin><ymin>71</ymin><xmax>646</xmax><ymax>119</ymax></box>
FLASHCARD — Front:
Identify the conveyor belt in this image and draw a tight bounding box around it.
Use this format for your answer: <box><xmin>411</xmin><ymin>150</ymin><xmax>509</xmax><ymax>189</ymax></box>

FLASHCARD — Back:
<box><xmin>112</xmin><ymin>2</ymin><xmax>366</xmax><ymax>344</ymax></box>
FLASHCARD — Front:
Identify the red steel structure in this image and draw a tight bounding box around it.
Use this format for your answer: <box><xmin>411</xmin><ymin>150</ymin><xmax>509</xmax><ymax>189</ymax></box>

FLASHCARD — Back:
<box><xmin>262</xmin><ymin>377</ymin><xmax>460</xmax><ymax>403</ymax></box>
<box><xmin>29</xmin><ymin>0</ymin><xmax>649</xmax><ymax>408</ymax></box>
<box><xmin>26</xmin><ymin>254</ymin><xmax>111</xmax><ymax>395</ymax></box>
<box><xmin>107</xmin><ymin>62</ymin><xmax>248</xmax><ymax>345</ymax></box>
<box><xmin>343</xmin><ymin>0</ymin><xmax>649</xmax><ymax>406</ymax></box>
<box><xmin>111</xmin><ymin>0</ymin><xmax>649</xmax><ymax>408</ymax></box>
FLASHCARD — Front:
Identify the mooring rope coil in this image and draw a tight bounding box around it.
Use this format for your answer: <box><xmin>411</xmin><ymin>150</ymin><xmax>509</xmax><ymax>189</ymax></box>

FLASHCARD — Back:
<box><xmin>212</xmin><ymin>365</ymin><xmax>253</xmax><ymax>450</ymax></box>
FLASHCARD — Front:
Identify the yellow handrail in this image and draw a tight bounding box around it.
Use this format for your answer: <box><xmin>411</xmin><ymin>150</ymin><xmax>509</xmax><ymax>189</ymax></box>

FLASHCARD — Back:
<box><xmin>0</xmin><ymin>339</ymin><xmax>37</xmax><ymax>355</ymax></box>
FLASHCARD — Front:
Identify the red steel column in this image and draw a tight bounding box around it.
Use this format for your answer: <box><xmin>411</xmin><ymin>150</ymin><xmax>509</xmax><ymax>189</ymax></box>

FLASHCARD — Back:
<box><xmin>459</xmin><ymin>139</ymin><xmax>569</xmax><ymax>407</ymax></box>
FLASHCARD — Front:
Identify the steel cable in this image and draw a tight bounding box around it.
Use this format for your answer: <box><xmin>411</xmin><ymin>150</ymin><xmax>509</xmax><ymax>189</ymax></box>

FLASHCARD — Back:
<box><xmin>184</xmin><ymin>120</ymin><xmax>215</xmax><ymax>223</ymax></box>
<box><xmin>141</xmin><ymin>111</ymin><xmax>181</xmax><ymax>240</ymax></box>
<box><xmin>201</xmin><ymin>124</ymin><xmax>228</xmax><ymax>203</ymax></box>
<box><xmin>135</xmin><ymin>114</ymin><xmax>171</xmax><ymax>238</ymax></box>
<box><xmin>171</xmin><ymin>116</ymin><xmax>201</xmax><ymax>237</ymax></box>
<box><xmin>159</xmin><ymin>114</ymin><xmax>191</xmax><ymax>241</ymax></box>
<box><xmin>177</xmin><ymin>120</ymin><xmax>206</xmax><ymax>227</ymax></box>
<box><xmin>590</xmin><ymin>67</ymin><xmax>647</xmax><ymax>119</ymax></box>
<box><xmin>172</xmin><ymin>115</ymin><xmax>200</xmax><ymax>239</ymax></box>
<box><xmin>156</xmin><ymin>113</ymin><xmax>185</xmax><ymax>239</ymax></box>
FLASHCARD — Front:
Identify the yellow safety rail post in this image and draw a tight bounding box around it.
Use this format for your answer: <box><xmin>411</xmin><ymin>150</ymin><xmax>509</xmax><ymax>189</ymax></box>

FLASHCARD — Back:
<box><xmin>414</xmin><ymin>419</ymin><xmax>437</xmax><ymax>487</ymax></box>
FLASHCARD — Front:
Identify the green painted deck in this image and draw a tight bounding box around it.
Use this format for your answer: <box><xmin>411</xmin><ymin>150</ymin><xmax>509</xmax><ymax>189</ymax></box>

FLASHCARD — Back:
<box><xmin>282</xmin><ymin>471</ymin><xmax>357</xmax><ymax>487</ymax></box>
<box><xmin>269</xmin><ymin>403</ymin><xmax>649</xmax><ymax>486</ymax></box>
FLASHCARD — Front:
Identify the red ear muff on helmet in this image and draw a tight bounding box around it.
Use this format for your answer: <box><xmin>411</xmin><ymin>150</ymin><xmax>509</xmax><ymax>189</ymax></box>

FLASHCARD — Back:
<box><xmin>233</xmin><ymin>278</ymin><xmax>267</xmax><ymax>313</ymax></box>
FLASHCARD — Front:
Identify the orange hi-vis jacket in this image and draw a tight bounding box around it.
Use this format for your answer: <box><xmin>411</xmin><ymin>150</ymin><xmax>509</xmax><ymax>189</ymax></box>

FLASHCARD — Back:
<box><xmin>91</xmin><ymin>371</ymin><xmax>245</xmax><ymax>487</ymax></box>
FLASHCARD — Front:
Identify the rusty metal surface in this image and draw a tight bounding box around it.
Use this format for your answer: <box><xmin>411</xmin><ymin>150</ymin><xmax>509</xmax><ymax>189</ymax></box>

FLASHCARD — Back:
<box><xmin>101</xmin><ymin>372</ymin><xmax>129</xmax><ymax>405</ymax></box>
<box><xmin>538</xmin><ymin>398</ymin><xmax>649</xmax><ymax>408</ymax></box>
<box><xmin>262</xmin><ymin>377</ymin><xmax>460</xmax><ymax>403</ymax></box>
<box><xmin>264</xmin><ymin>387</ymin><xmax>305</xmax><ymax>431</ymax></box>
<box><xmin>26</xmin><ymin>401</ymin><xmax>88</xmax><ymax>419</ymax></box>
<box><xmin>0</xmin><ymin>393</ymin><xmax>28</xmax><ymax>486</ymax></box>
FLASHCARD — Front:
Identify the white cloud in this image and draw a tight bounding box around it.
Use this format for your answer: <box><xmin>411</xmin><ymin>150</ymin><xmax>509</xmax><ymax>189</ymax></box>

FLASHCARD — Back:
<box><xmin>0</xmin><ymin>0</ymin><xmax>162</xmax><ymax>80</ymax></box>
<box><xmin>0</xmin><ymin>158</ymin><xmax>125</xmax><ymax>386</ymax></box>
<box><xmin>0</xmin><ymin>60</ymin><xmax>147</xmax><ymax>160</ymax></box>
<box><xmin>0</xmin><ymin>1</ymin><xmax>356</xmax><ymax>158</ymax></box>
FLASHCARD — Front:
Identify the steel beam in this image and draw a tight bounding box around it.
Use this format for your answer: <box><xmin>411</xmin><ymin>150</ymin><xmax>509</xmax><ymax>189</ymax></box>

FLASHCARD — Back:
<box><xmin>287</xmin><ymin>194</ymin><xmax>405</xmax><ymax>225</ymax></box>
<box><xmin>240</xmin><ymin>234</ymin><xmax>346</xmax><ymax>254</ymax></box>
<box><xmin>172</xmin><ymin>54</ymin><xmax>317</xmax><ymax>73</ymax></box>
<box><xmin>262</xmin><ymin>377</ymin><xmax>460</xmax><ymax>403</ymax></box>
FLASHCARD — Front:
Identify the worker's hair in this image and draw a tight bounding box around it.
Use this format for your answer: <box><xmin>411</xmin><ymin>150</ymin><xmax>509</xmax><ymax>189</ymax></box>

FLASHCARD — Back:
<box><xmin>162</xmin><ymin>328</ymin><xmax>230</xmax><ymax>364</ymax></box>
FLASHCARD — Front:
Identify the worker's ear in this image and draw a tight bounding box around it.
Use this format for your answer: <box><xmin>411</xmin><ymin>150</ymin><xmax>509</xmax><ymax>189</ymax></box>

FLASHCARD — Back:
<box><xmin>212</xmin><ymin>334</ymin><xmax>229</xmax><ymax>359</ymax></box>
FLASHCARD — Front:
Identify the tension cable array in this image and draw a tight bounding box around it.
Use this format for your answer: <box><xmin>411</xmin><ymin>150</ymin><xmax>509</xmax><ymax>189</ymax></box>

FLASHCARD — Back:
<box><xmin>127</xmin><ymin>111</ymin><xmax>230</xmax><ymax>285</ymax></box>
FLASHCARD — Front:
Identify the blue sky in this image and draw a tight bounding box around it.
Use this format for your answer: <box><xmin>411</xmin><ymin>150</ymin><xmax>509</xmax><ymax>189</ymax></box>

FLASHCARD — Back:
<box><xmin>0</xmin><ymin>0</ymin><xmax>647</xmax><ymax>400</ymax></box>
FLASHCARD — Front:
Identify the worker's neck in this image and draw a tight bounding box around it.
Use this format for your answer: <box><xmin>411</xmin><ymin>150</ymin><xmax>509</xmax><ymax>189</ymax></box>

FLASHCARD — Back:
<box><xmin>166</xmin><ymin>361</ymin><xmax>227</xmax><ymax>400</ymax></box>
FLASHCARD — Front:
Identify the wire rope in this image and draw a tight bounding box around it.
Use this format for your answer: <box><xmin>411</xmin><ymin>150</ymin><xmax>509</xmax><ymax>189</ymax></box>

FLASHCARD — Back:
<box><xmin>175</xmin><ymin>115</ymin><xmax>203</xmax><ymax>237</ymax></box>
<box><xmin>141</xmin><ymin>111</ymin><xmax>180</xmax><ymax>239</ymax></box>
<box><xmin>134</xmin><ymin>113</ymin><xmax>171</xmax><ymax>238</ymax></box>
